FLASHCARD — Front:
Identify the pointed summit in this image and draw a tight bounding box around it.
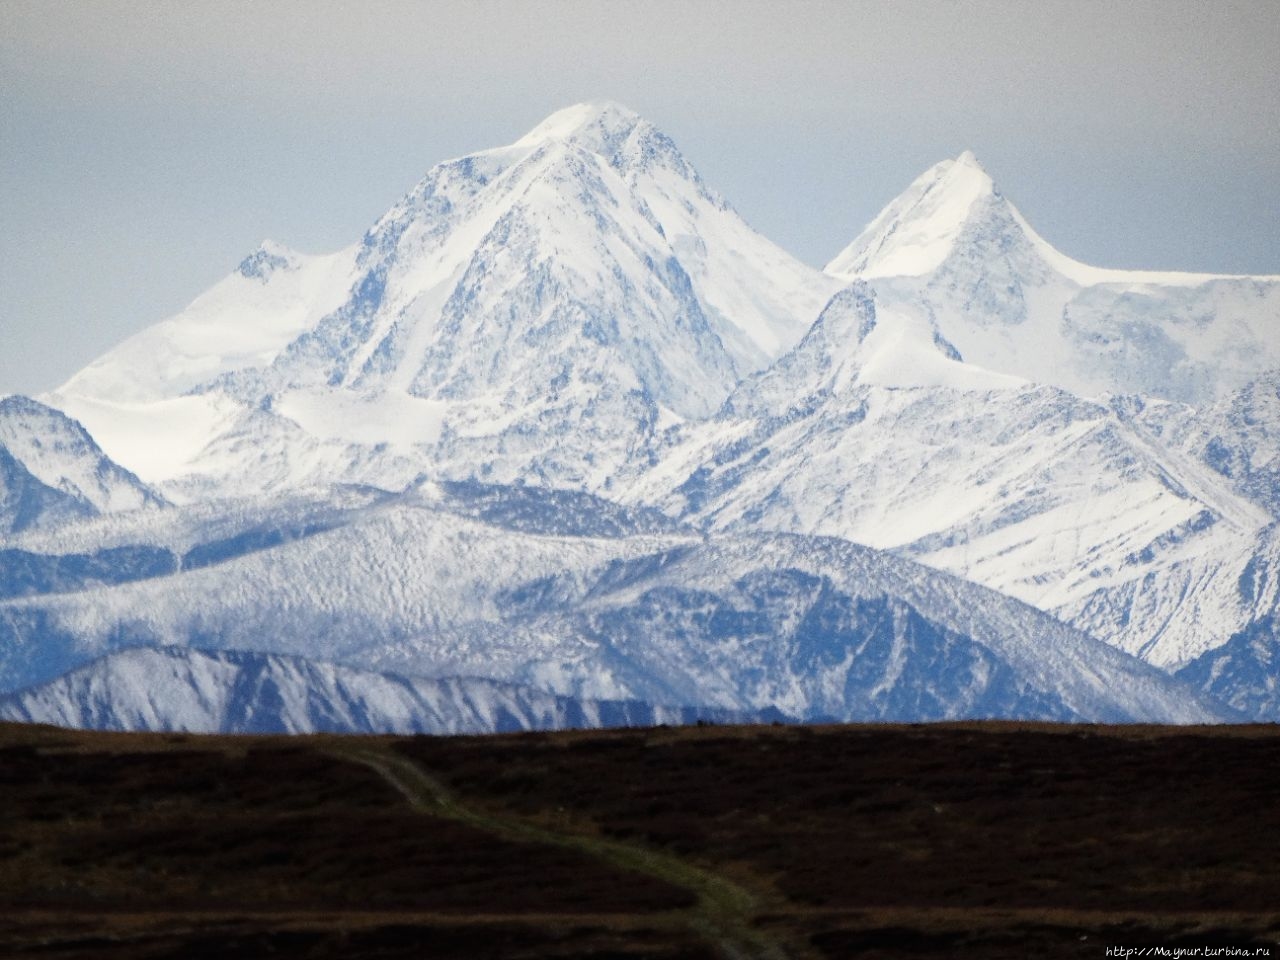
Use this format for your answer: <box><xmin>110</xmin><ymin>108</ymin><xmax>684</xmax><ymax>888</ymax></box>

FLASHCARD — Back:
<box><xmin>826</xmin><ymin>150</ymin><xmax>999</xmax><ymax>279</ymax></box>
<box><xmin>513</xmin><ymin>100</ymin><xmax>646</xmax><ymax>149</ymax></box>
<box><xmin>510</xmin><ymin>100</ymin><xmax>695</xmax><ymax>180</ymax></box>
<box><xmin>824</xmin><ymin>150</ymin><xmax>1280</xmax><ymax>406</ymax></box>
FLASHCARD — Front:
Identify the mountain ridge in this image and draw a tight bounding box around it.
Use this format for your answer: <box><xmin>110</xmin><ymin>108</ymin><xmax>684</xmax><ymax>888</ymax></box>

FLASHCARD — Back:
<box><xmin>5</xmin><ymin>102</ymin><xmax>1276</xmax><ymax>728</ymax></box>
<box><xmin>0</xmin><ymin>644</ymin><xmax>781</xmax><ymax>735</ymax></box>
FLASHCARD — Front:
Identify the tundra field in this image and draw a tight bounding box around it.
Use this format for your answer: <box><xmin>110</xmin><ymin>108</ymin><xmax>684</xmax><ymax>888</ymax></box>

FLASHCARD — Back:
<box><xmin>1</xmin><ymin>720</ymin><xmax>1278</xmax><ymax>959</ymax></box>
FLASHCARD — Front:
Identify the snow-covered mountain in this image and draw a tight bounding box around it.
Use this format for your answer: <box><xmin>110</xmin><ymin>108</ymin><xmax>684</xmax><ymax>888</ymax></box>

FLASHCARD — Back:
<box><xmin>47</xmin><ymin>101</ymin><xmax>839</xmax><ymax>499</ymax></box>
<box><xmin>629</xmin><ymin>285</ymin><xmax>1272</xmax><ymax>667</ymax></box>
<box><xmin>1117</xmin><ymin>373</ymin><xmax>1280</xmax><ymax>517</ymax></box>
<box><xmin>0</xmin><ymin>482</ymin><xmax>1226</xmax><ymax>724</ymax></box>
<box><xmin>9</xmin><ymin>106</ymin><xmax>1278</xmax><ymax>729</ymax></box>
<box><xmin>0</xmin><ymin>395</ymin><xmax>162</xmax><ymax>532</ymax></box>
<box><xmin>0</xmin><ymin>448</ymin><xmax>93</xmax><ymax>535</ymax></box>
<box><xmin>1178</xmin><ymin>614</ymin><xmax>1280</xmax><ymax>722</ymax></box>
<box><xmin>828</xmin><ymin>151</ymin><xmax>1280</xmax><ymax>407</ymax></box>
<box><xmin>0</xmin><ymin>645</ymin><xmax>774</xmax><ymax>735</ymax></box>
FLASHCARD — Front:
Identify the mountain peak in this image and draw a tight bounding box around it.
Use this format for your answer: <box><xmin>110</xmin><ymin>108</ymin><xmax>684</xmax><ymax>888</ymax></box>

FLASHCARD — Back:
<box><xmin>915</xmin><ymin>150</ymin><xmax>994</xmax><ymax>191</ymax></box>
<box><xmin>504</xmin><ymin>101</ymin><xmax>703</xmax><ymax>183</ymax></box>
<box><xmin>514</xmin><ymin>100</ymin><xmax>648</xmax><ymax>151</ymax></box>
<box><xmin>826</xmin><ymin>151</ymin><xmax>999</xmax><ymax>279</ymax></box>
<box><xmin>237</xmin><ymin>240</ymin><xmax>299</xmax><ymax>281</ymax></box>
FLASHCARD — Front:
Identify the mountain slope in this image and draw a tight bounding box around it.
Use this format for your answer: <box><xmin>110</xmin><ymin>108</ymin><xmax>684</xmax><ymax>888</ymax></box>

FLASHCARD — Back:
<box><xmin>0</xmin><ymin>446</ymin><xmax>94</xmax><ymax>535</ymax></box>
<box><xmin>460</xmin><ymin>532</ymin><xmax>1228</xmax><ymax>724</ymax></box>
<box><xmin>630</xmin><ymin>285</ymin><xmax>1271</xmax><ymax>667</ymax></box>
<box><xmin>0</xmin><ymin>646</ymin><xmax>771</xmax><ymax>734</ymax></box>
<box><xmin>0</xmin><ymin>483</ymin><xmax>1226</xmax><ymax>724</ymax></box>
<box><xmin>827</xmin><ymin>152</ymin><xmax>1280</xmax><ymax>406</ymax></box>
<box><xmin>0</xmin><ymin>396</ymin><xmax>163</xmax><ymax>531</ymax></box>
<box><xmin>47</xmin><ymin>101</ymin><xmax>839</xmax><ymax>498</ymax></box>
<box><xmin>1118</xmin><ymin>374</ymin><xmax>1280</xmax><ymax>518</ymax></box>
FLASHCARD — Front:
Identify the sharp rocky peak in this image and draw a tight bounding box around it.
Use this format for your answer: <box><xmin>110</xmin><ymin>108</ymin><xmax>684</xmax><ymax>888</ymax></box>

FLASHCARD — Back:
<box><xmin>363</xmin><ymin>100</ymin><xmax>697</xmax><ymax>259</ymax></box>
<box><xmin>826</xmin><ymin>149</ymin><xmax>1006</xmax><ymax>280</ymax></box>
<box><xmin>916</xmin><ymin>149</ymin><xmax>995</xmax><ymax>189</ymax></box>
<box><xmin>237</xmin><ymin>240</ymin><xmax>300</xmax><ymax>281</ymax></box>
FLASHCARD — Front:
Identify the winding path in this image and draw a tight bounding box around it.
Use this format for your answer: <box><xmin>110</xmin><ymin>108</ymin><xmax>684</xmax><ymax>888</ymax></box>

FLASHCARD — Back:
<box><xmin>330</xmin><ymin>742</ymin><xmax>796</xmax><ymax>960</ymax></box>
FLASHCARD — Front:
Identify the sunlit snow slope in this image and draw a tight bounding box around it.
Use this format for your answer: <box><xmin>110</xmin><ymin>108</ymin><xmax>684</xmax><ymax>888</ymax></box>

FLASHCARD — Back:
<box><xmin>0</xmin><ymin>396</ymin><xmax>162</xmax><ymax>533</ymax></box>
<box><xmin>46</xmin><ymin>101</ymin><xmax>839</xmax><ymax>499</ymax></box>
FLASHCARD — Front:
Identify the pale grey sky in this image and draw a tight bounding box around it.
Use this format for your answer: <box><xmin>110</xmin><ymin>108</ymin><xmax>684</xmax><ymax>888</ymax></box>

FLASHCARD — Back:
<box><xmin>2</xmin><ymin>0</ymin><xmax>1277</xmax><ymax>396</ymax></box>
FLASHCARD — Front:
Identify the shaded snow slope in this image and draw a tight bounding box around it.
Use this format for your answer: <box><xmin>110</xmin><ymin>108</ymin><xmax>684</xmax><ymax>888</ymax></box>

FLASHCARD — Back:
<box><xmin>0</xmin><ymin>396</ymin><xmax>163</xmax><ymax>531</ymax></box>
<box><xmin>0</xmin><ymin>646</ymin><xmax>772</xmax><ymax>735</ymax></box>
<box><xmin>0</xmin><ymin>484</ymin><xmax>1226</xmax><ymax>724</ymax></box>
<box><xmin>1174</xmin><ymin>524</ymin><xmax>1280</xmax><ymax>719</ymax></box>
<box><xmin>0</xmin><ymin>447</ymin><xmax>94</xmax><ymax>535</ymax></box>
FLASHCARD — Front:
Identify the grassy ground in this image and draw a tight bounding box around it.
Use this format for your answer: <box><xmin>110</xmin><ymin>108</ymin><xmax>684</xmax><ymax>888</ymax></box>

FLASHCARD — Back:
<box><xmin>1</xmin><ymin>721</ymin><xmax>1278</xmax><ymax>958</ymax></box>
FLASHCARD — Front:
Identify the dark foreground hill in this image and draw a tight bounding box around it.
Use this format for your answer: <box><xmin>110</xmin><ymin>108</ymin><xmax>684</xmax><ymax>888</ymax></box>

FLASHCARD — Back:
<box><xmin>1</xmin><ymin>720</ymin><xmax>1278</xmax><ymax>959</ymax></box>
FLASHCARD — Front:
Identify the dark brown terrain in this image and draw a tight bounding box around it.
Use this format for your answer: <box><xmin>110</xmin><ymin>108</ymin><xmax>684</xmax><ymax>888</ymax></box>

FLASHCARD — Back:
<box><xmin>1</xmin><ymin>720</ymin><xmax>1277</xmax><ymax>959</ymax></box>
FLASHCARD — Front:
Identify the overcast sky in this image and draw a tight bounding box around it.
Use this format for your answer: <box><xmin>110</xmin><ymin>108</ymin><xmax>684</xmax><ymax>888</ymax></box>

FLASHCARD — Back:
<box><xmin>2</xmin><ymin>0</ymin><xmax>1277</xmax><ymax>396</ymax></box>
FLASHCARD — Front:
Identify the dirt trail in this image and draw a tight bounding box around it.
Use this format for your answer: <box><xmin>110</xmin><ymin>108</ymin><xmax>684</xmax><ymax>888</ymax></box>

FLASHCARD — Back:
<box><xmin>330</xmin><ymin>743</ymin><xmax>798</xmax><ymax>960</ymax></box>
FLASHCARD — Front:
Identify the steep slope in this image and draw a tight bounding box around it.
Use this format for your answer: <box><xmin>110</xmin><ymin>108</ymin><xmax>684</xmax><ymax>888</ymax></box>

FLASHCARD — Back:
<box><xmin>631</xmin><ymin>285</ymin><xmax>1272</xmax><ymax>667</ymax></box>
<box><xmin>1173</xmin><ymin>523</ymin><xmax>1280</xmax><ymax>719</ymax></box>
<box><xmin>0</xmin><ymin>483</ymin><xmax>1226</xmax><ymax>724</ymax></box>
<box><xmin>0</xmin><ymin>396</ymin><xmax>163</xmax><ymax>532</ymax></box>
<box><xmin>827</xmin><ymin>152</ymin><xmax>1280</xmax><ymax>406</ymax></box>
<box><xmin>0</xmin><ymin>447</ymin><xmax>94</xmax><ymax>534</ymax></box>
<box><xmin>47</xmin><ymin>102</ymin><xmax>839</xmax><ymax>498</ymax></box>
<box><xmin>0</xmin><ymin>646</ymin><xmax>769</xmax><ymax>734</ymax></box>
<box><xmin>49</xmin><ymin>242</ymin><xmax>361</xmax><ymax>485</ymax></box>
<box><xmin>1118</xmin><ymin>373</ymin><xmax>1280</xmax><ymax>518</ymax></box>
<box><xmin>56</xmin><ymin>241</ymin><xmax>362</xmax><ymax>406</ymax></box>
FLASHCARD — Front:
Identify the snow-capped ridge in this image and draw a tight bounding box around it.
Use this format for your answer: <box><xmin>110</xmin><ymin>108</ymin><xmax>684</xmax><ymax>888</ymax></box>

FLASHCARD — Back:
<box><xmin>0</xmin><ymin>491</ymin><xmax>1227</xmax><ymax>724</ymax></box>
<box><xmin>830</xmin><ymin>150</ymin><xmax>1279</xmax><ymax>288</ymax></box>
<box><xmin>0</xmin><ymin>645</ymin><xmax>773</xmax><ymax>735</ymax></box>
<box><xmin>0</xmin><ymin>395</ymin><xmax>163</xmax><ymax>518</ymax></box>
